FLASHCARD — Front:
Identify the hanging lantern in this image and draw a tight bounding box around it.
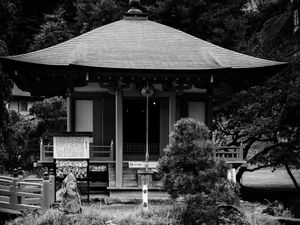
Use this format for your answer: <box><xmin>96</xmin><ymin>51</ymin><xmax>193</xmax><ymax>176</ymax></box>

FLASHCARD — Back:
<box><xmin>141</xmin><ymin>85</ymin><xmax>154</xmax><ymax>97</ymax></box>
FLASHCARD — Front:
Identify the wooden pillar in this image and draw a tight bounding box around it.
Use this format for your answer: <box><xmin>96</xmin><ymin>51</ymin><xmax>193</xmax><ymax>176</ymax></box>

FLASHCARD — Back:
<box><xmin>206</xmin><ymin>96</ymin><xmax>213</xmax><ymax>130</ymax></box>
<box><xmin>159</xmin><ymin>98</ymin><xmax>169</xmax><ymax>156</ymax></box>
<box><xmin>67</xmin><ymin>89</ymin><xmax>74</xmax><ymax>132</ymax></box>
<box><xmin>115</xmin><ymin>89</ymin><xmax>123</xmax><ymax>188</ymax></box>
<box><xmin>206</xmin><ymin>75</ymin><xmax>213</xmax><ymax>130</ymax></box>
<box><xmin>169</xmin><ymin>93</ymin><xmax>176</xmax><ymax>143</ymax></box>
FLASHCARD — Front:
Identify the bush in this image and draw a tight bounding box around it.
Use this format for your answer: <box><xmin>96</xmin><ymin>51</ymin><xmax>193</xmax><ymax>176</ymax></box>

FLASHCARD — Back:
<box><xmin>158</xmin><ymin>118</ymin><xmax>241</xmax><ymax>224</ymax></box>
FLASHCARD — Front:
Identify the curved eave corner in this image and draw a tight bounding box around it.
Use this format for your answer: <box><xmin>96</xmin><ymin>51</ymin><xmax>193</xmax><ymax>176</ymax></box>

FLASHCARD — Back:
<box><xmin>0</xmin><ymin>56</ymin><xmax>68</xmax><ymax>70</ymax></box>
<box><xmin>227</xmin><ymin>61</ymin><xmax>289</xmax><ymax>75</ymax></box>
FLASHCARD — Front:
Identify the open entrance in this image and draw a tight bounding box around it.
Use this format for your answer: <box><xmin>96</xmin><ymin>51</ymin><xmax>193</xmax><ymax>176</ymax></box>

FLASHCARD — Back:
<box><xmin>123</xmin><ymin>98</ymin><xmax>160</xmax><ymax>160</ymax></box>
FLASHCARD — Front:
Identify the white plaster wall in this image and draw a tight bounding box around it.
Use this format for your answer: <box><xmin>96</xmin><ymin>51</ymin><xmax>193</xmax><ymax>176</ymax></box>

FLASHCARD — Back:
<box><xmin>188</xmin><ymin>102</ymin><xmax>206</xmax><ymax>124</ymax></box>
<box><xmin>7</xmin><ymin>101</ymin><xmax>34</xmax><ymax>116</ymax></box>
<box><xmin>8</xmin><ymin>101</ymin><xmax>19</xmax><ymax>112</ymax></box>
<box><xmin>75</xmin><ymin>100</ymin><xmax>93</xmax><ymax>132</ymax></box>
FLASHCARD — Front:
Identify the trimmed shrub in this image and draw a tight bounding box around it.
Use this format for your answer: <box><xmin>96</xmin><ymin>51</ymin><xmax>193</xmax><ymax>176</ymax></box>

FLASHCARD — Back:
<box><xmin>158</xmin><ymin>118</ymin><xmax>242</xmax><ymax>224</ymax></box>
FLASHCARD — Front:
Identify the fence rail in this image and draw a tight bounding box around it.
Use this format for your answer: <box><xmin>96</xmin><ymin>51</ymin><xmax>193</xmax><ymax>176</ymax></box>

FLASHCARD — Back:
<box><xmin>0</xmin><ymin>170</ymin><xmax>55</xmax><ymax>214</ymax></box>
<box><xmin>90</xmin><ymin>140</ymin><xmax>114</xmax><ymax>161</ymax></box>
<box><xmin>124</xmin><ymin>143</ymin><xmax>160</xmax><ymax>155</ymax></box>
<box><xmin>213</xmin><ymin>146</ymin><xmax>244</xmax><ymax>162</ymax></box>
<box><xmin>39</xmin><ymin>136</ymin><xmax>244</xmax><ymax>164</ymax></box>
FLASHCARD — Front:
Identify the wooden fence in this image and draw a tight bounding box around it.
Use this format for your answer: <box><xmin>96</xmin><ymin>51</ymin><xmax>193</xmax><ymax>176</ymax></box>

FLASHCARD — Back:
<box><xmin>0</xmin><ymin>169</ymin><xmax>55</xmax><ymax>214</ymax></box>
<box><xmin>213</xmin><ymin>145</ymin><xmax>244</xmax><ymax>162</ymax></box>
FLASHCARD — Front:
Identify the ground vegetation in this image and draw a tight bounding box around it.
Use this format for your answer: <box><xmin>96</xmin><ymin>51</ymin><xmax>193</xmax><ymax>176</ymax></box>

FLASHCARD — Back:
<box><xmin>0</xmin><ymin>97</ymin><xmax>66</xmax><ymax>170</ymax></box>
<box><xmin>158</xmin><ymin>118</ymin><xmax>246</xmax><ymax>224</ymax></box>
<box><xmin>7</xmin><ymin>203</ymin><xmax>183</xmax><ymax>225</ymax></box>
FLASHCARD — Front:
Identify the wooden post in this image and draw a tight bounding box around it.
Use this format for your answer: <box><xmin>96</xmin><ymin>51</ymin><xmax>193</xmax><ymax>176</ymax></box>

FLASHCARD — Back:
<box><xmin>17</xmin><ymin>167</ymin><xmax>23</xmax><ymax>180</ymax></box>
<box><xmin>138</xmin><ymin>169</ymin><xmax>153</xmax><ymax>212</ymax></box>
<box><xmin>110</xmin><ymin>140</ymin><xmax>114</xmax><ymax>161</ymax></box>
<box><xmin>42</xmin><ymin>172</ymin><xmax>50</xmax><ymax>209</ymax></box>
<box><xmin>239</xmin><ymin>144</ymin><xmax>244</xmax><ymax>160</ymax></box>
<box><xmin>206</xmin><ymin>74</ymin><xmax>214</xmax><ymax>130</ymax></box>
<box><xmin>10</xmin><ymin>170</ymin><xmax>18</xmax><ymax>207</ymax></box>
<box><xmin>231</xmin><ymin>168</ymin><xmax>236</xmax><ymax>183</ymax></box>
<box><xmin>142</xmin><ymin>183</ymin><xmax>149</xmax><ymax>211</ymax></box>
<box><xmin>67</xmin><ymin>93</ymin><xmax>74</xmax><ymax>132</ymax></box>
<box><xmin>49</xmin><ymin>169</ymin><xmax>55</xmax><ymax>204</ymax></box>
<box><xmin>40</xmin><ymin>138</ymin><xmax>43</xmax><ymax>161</ymax></box>
<box><xmin>145</xmin><ymin>87</ymin><xmax>149</xmax><ymax>170</ymax></box>
<box><xmin>115</xmin><ymin>89</ymin><xmax>123</xmax><ymax>188</ymax></box>
<box><xmin>227</xmin><ymin>164</ymin><xmax>232</xmax><ymax>181</ymax></box>
<box><xmin>17</xmin><ymin>167</ymin><xmax>24</xmax><ymax>204</ymax></box>
<box><xmin>169</xmin><ymin>93</ymin><xmax>176</xmax><ymax>143</ymax></box>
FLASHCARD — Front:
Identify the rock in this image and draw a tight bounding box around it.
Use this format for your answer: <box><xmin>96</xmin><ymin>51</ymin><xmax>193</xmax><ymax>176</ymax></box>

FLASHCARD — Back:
<box><xmin>58</xmin><ymin>173</ymin><xmax>82</xmax><ymax>214</ymax></box>
<box><xmin>262</xmin><ymin>206</ymin><xmax>276</xmax><ymax>216</ymax></box>
<box><xmin>217</xmin><ymin>204</ymin><xmax>250</xmax><ymax>225</ymax></box>
<box><xmin>56</xmin><ymin>187</ymin><xmax>64</xmax><ymax>202</ymax></box>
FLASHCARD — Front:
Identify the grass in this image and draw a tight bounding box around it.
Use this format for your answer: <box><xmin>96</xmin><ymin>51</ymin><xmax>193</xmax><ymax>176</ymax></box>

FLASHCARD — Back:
<box><xmin>6</xmin><ymin>202</ymin><xmax>183</xmax><ymax>225</ymax></box>
<box><xmin>5</xmin><ymin>168</ymin><xmax>300</xmax><ymax>224</ymax></box>
<box><xmin>241</xmin><ymin>168</ymin><xmax>300</xmax><ymax>190</ymax></box>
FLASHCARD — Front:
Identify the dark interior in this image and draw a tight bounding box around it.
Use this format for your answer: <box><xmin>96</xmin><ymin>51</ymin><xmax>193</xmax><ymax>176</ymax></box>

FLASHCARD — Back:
<box><xmin>123</xmin><ymin>98</ymin><xmax>160</xmax><ymax>155</ymax></box>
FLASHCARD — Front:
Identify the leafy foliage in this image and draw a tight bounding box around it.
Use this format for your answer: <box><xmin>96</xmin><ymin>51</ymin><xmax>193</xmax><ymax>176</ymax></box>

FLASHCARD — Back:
<box><xmin>0</xmin><ymin>97</ymin><xmax>67</xmax><ymax>170</ymax></box>
<box><xmin>1</xmin><ymin>110</ymin><xmax>38</xmax><ymax>169</ymax></box>
<box><xmin>75</xmin><ymin>0</ymin><xmax>123</xmax><ymax>34</ymax></box>
<box><xmin>0</xmin><ymin>0</ymin><xmax>15</xmax><ymax>152</ymax></box>
<box><xmin>0</xmin><ymin>71</ymin><xmax>13</xmax><ymax>166</ymax></box>
<box><xmin>159</xmin><ymin>118</ymin><xmax>240</xmax><ymax>224</ymax></box>
<box><xmin>149</xmin><ymin>0</ymin><xmax>249</xmax><ymax>51</ymax></box>
<box><xmin>29</xmin><ymin>97</ymin><xmax>67</xmax><ymax>134</ymax></box>
<box><xmin>29</xmin><ymin>8</ymin><xmax>73</xmax><ymax>51</ymax></box>
<box><xmin>0</xmin><ymin>0</ymin><xmax>17</xmax><ymax>48</ymax></box>
<box><xmin>214</xmin><ymin>1</ymin><xmax>300</xmax><ymax>189</ymax></box>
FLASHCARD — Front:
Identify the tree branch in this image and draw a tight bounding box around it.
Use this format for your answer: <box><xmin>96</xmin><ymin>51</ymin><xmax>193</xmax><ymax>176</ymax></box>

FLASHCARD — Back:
<box><xmin>250</xmin><ymin>143</ymin><xmax>283</xmax><ymax>162</ymax></box>
<box><xmin>284</xmin><ymin>163</ymin><xmax>300</xmax><ymax>191</ymax></box>
<box><xmin>244</xmin><ymin>164</ymin><xmax>275</xmax><ymax>172</ymax></box>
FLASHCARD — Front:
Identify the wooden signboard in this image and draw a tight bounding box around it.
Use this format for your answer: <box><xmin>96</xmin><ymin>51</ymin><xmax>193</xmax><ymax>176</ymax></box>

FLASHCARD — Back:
<box><xmin>128</xmin><ymin>161</ymin><xmax>158</xmax><ymax>169</ymax></box>
<box><xmin>56</xmin><ymin>160</ymin><xmax>88</xmax><ymax>179</ymax></box>
<box><xmin>53</xmin><ymin>136</ymin><xmax>90</xmax><ymax>159</ymax></box>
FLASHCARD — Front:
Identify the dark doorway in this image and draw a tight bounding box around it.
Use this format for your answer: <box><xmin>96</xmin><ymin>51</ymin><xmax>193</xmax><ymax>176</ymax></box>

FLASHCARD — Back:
<box><xmin>123</xmin><ymin>98</ymin><xmax>160</xmax><ymax>159</ymax></box>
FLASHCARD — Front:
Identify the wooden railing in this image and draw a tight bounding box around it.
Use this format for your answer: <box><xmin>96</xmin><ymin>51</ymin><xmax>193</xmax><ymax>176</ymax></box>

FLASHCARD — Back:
<box><xmin>90</xmin><ymin>140</ymin><xmax>114</xmax><ymax>161</ymax></box>
<box><xmin>0</xmin><ymin>170</ymin><xmax>55</xmax><ymax>214</ymax></box>
<box><xmin>213</xmin><ymin>146</ymin><xmax>244</xmax><ymax>162</ymax></box>
<box><xmin>40</xmin><ymin>139</ymin><xmax>54</xmax><ymax>162</ymax></box>
<box><xmin>39</xmin><ymin>137</ymin><xmax>244</xmax><ymax>163</ymax></box>
<box><xmin>124</xmin><ymin>143</ymin><xmax>160</xmax><ymax>155</ymax></box>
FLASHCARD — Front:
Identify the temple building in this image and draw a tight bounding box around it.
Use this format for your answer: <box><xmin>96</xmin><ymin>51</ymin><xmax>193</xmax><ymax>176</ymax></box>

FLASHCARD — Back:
<box><xmin>0</xmin><ymin>1</ymin><xmax>287</xmax><ymax>197</ymax></box>
<box><xmin>7</xmin><ymin>84</ymin><xmax>43</xmax><ymax>117</ymax></box>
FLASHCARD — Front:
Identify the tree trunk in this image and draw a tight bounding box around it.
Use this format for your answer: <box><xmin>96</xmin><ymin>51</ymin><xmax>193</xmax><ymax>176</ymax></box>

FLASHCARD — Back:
<box><xmin>236</xmin><ymin>167</ymin><xmax>247</xmax><ymax>187</ymax></box>
<box><xmin>284</xmin><ymin>163</ymin><xmax>300</xmax><ymax>191</ymax></box>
